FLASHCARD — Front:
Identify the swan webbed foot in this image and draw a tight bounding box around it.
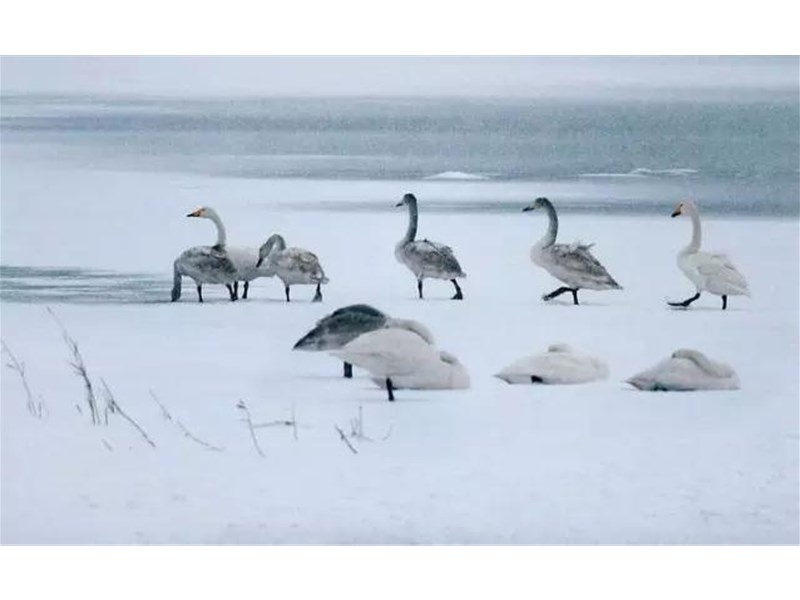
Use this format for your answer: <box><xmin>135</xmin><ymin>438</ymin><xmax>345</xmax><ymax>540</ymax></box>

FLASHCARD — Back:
<box><xmin>451</xmin><ymin>279</ymin><xmax>464</xmax><ymax>300</ymax></box>
<box><xmin>343</xmin><ymin>362</ymin><xmax>353</xmax><ymax>379</ymax></box>
<box><xmin>667</xmin><ymin>292</ymin><xmax>701</xmax><ymax>309</ymax></box>
<box><xmin>542</xmin><ymin>286</ymin><xmax>576</xmax><ymax>303</ymax></box>
<box><xmin>386</xmin><ymin>378</ymin><xmax>395</xmax><ymax>402</ymax></box>
<box><xmin>312</xmin><ymin>283</ymin><xmax>322</xmax><ymax>302</ymax></box>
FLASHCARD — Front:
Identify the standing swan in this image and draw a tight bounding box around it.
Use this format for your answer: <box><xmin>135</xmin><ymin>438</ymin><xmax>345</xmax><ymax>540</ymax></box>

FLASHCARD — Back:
<box><xmin>523</xmin><ymin>197</ymin><xmax>622</xmax><ymax>305</ymax></box>
<box><xmin>171</xmin><ymin>207</ymin><xmax>239</xmax><ymax>303</ymax></box>
<box><xmin>332</xmin><ymin>328</ymin><xmax>469</xmax><ymax>401</ymax></box>
<box><xmin>227</xmin><ymin>245</ymin><xmax>276</xmax><ymax>300</ymax></box>
<box><xmin>395</xmin><ymin>193</ymin><xmax>466</xmax><ymax>300</ymax></box>
<box><xmin>256</xmin><ymin>234</ymin><xmax>329</xmax><ymax>302</ymax></box>
<box><xmin>668</xmin><ymin>201</ymin><xmax>750</xmax><ymax>310</ymax></box>
<box><xmin>292</xmin><ymin>304</ymin><xmax>435</xmax><ymax>378</ymax></box>
<box><xmin>626</xmin><ymin>349</ymin><xmax>739</xmax><ymax>391</ymax></box>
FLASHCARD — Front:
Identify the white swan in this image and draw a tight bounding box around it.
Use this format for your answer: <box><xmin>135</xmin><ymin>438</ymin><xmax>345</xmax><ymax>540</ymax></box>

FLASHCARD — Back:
<box><xmin>494</xmin><ymin>343</ymin><xmax>609</xmax><ymax>385</ymax></box>
<box><xmin>395</xmin><ymin>193</ymin><xmax>466</xmax><ymax>300</ymax></box>
<box><xmin>626</xmin><ymin>349</ymin><xmax>740</xmax><ymax>391</ymax></box>
<box><xmin>331</xmin><ymin>328</ymin><xmax>469</xmax><ymax>401</ymax></box>
<box><xmin>668</xmin><ymin>201</ymin><xmax>750</xmax><ymax>310</ymax></box>
<box><xmin>226</xmin><ymin>245</ymin><xmax>276</xmax><ymax>300</ymax></box>
<box><xmin>256</xmin><ymin>234</ymin><xmax>329</xmax><ymax>302</ymax></box>
<box><xmin>293</xmin><ymin>304</ymin><xmax>435</xmax><ymax>377</ymax></box>
<box><xmin>523</xmin><ymin>197</ymin><xmax>622</xmax><ymax>305</ymax></box>
<box><xmin>171</xmin><ymin>207</ymin><xmax>239</xmax><ymax>303</ymax></box>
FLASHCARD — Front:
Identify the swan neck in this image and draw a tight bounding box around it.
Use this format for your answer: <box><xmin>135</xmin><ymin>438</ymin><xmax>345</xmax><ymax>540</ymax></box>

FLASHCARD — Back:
<box><xmin>403</xmin><ymin>200</ymin><xmax>418</xmax><ymax>243</ymax></box>
<box><xmin>685</xmin><ymin>207</ymin><xmax>702</xmax><ymax>253</ymax></box>
<box><xmin>209</xmin><ymin>211</ymin><xmax>227</xmax><ymax>247</ymax></box>
<box><xmin>540</xmin><ymin>201</ymin><xmax>558</xmax><ymax>247</ymax></box>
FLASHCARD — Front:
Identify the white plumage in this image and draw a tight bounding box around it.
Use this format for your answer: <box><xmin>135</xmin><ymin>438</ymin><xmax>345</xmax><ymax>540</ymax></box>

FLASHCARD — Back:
<box><xmin>627</xmin><ymin>349</ymin><xmax>740</xmax><ymax>391</ymax></box>
<box><xmin>668</xmin><ymin>200</ymin><xmax>750</xmax><ymax>310</ymax></box>
<box><xmin>494</xmin><ymin>343</ymin><xmax>608</xmax><ymax>385</ymax></box>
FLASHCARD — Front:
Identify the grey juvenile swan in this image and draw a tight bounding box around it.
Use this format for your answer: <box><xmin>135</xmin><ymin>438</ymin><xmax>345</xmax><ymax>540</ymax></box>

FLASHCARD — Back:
<box><xmin>256</xmin><ymin>234</ymin><xmax>329</xmax><ymax>302</ymax></box>
<box><xmin>523</xmin><ymin>197</ymin><xmax>622</xmax><ymax>305</ymax></box>
<box><xmin>395</xmin><ymin>193</ymin><xmax>466</xmax><ymax>300</ymax></box>
<box><xmin>171</xmin><ymin>207</ymin><xmax>239</xmax><ymax>303</ymax></box>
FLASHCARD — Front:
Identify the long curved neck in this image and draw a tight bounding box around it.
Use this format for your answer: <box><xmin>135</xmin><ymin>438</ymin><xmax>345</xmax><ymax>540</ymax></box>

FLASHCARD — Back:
<box><xmin>539</xmin><ymin>201</ymin><xmax>558</xmax><ymax>247</ymax></box>
<box><xmin>208</xmin><ymin>211</ymin><xmax>227</xmax><ymax>247</ymax></box>
<box><xmin>402</xmin><ymin>201</ymin><xmax>418</xmax><ymax>243</ymax></box>
<box><xmin>684</xmin><ymin>206</ymin><xmax>702</xmax><ymax>253</ymax></box>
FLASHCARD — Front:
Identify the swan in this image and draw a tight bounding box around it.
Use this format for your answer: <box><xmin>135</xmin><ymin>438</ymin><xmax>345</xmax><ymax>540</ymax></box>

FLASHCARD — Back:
<box><xmin>668</xmin><ymin>201</ymin><xmax>750</xmax><ymax>310</ymax></box>
<box><xmin>293</xmin><ymin>304</ymin><xmax>435</xmax><ymax>378</ymax></box>
<box><xmin>331</xmin><ymin>328</ymin><xmax>468</xmax><ymax>401</ymax></box>
<box><xmin>523</xmin><ymin>197</ymin><xmax>622</xmax><ymax>305</ymax></box>
<box><xmin>494</xmin><ymin>343</ymin><xmax>609</xmax><ymax>385</ymax></box>
<box><xmin>256</xmin><ymin>234</ymin><xmax>329</xmax><ymax>302</ymax></box>
<box><xmin>626</xmin><ymin>349</ymin><xmax>740</xmax><ymax>391</ymax></box>
<box><xmin>226</xmin><ymin>245</ymin><xmax>276</xmax><ymax>300</ymax></box>
<box><xmin>395</xmin><ymin>193</ymin><xmax>466</xmax><ymax>300</ymax></box>
<box><xmin>171</xmin><ymin>207</ymin><xmax>239</xmax><ymax>303</ymax></box>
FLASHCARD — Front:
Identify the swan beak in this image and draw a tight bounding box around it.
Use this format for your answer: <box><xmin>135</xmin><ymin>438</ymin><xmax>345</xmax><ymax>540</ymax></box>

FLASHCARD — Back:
<box><xmin>187</xmin><ymin>208</ymin><xmax>204</xmax><ymax>218</ymax></box>
<box><xmin>522</xmin><ymin>205</ymin><xmax>535</xmax><ymax>212</ymax></box>
<box><xmin>395</xmin><ymin>201</ymin><xmax>404</xmax><ymax>207</ymax></box>
<box><xmin>255</xmin><ymin>257</ymin><xmax>264</xmax><ymax>268</ymax></box>
<box><xmin>671</xmin><ymin>207</ymin><xmax>682</xmax><ymax>218</ymax></box>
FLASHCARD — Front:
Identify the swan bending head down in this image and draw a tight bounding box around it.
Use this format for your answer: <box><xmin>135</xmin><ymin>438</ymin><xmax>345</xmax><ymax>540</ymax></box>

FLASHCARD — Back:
<box><xmin>256</xmin><ymin>233</ymin><xmax>329</xmax><ymax>302</ymax></box>
<box><xmin>626</xmin><ymin>348</ymin><xmax>740</xmax><ymax>391</ymax></box>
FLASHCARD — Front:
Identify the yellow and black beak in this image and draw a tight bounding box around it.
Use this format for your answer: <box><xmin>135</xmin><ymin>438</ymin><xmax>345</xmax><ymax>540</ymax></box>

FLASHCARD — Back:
<box><xmin>187</xmin><ymin>208</ymin><xmax>204</xmax><ymax>218</ymax></box>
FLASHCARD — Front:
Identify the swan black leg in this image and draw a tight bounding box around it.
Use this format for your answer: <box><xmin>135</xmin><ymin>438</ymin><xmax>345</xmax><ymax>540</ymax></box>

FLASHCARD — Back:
<box><xmin>243</xmin><ymin>281</ymin><xmax>249</xmax><ymax>300</ymax></box>
<box><xmin>417</xmin><ymin>279</ymin><xmax>424</xmax><ymax>299</ymax></box>
<box><xmin>386</xmin><ymin>378</ymin><xmax>395</xmax><ymax>402</ymax></box>
<box><xmin>571</xmin><ymin>289</ymin><xmax>579</xmax><ymax>305</ymax></box>
<box><xmin>285</xmin><ymin>285</ymin><xmax>291</xmax><ymax>302</ymax></box>
<box><xmin>722</xmin><ymin>295</ymin><xmax>728</xmax><ymax>310</ymax></box>
<box><xmin>668</xmin><ymin>292</ymin><xmax>701</xmax><ymax>308</ymax></box>
<box><xmin>233</xmin><ymin>281</ymin><xmax>239</xmax><ymax>298</ymax></box>
<box><xmin>196</xmin><ymin>285</ymin><xmax>203</xmax><ymax>303</ymax></box>
<box><xmin>451</xmin><ymin>279</ymin><xmax>464</xmax><ymax>300</ymax></box>
<box><xmin>312</xmin><ymin>282</ymin><xmax>322</xmax><ymax>302</ymax></box>
<box><xmin>542</xmin><ymin>286</ymin><xmax>575</xmax><ymax>302</ymax></box>
<box><xmin>226</xmin><ymin>284</ymin><xmax>238</xmax><ymax>301</ymax></box>
<box><xmin>343</xmin><ymin>362</ymin><xmax>353</xmax><ymax>379</ymax></box>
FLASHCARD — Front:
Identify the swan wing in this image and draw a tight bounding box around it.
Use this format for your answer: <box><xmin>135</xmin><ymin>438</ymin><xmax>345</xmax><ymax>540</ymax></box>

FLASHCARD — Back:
<box><xmin>332</xmin><ymin>328</ymin><xmax>439</xmax><ymax>376</ymax></box>
<box><xmin>403</xmin><ymin>239</ymin><xmax>466</xmax><ymax>277</ymax></box>
<box><xmin>496</xmin><ymin>350</ymin><xmax>608</xmax><ymax>384</ymax></box>
<box><xmin>177</xmin><ymin>245</ymin><xmax>239</xmax><ymax>283</ymax></box>
<box><xmin>542</xmin><ymin>243</ymin><xmax>621</xmax><ymax>289</ymax></box>
<box><xmin>694</xmin><ymin>253</ymin><xmax>750</xmax><ymax>295</ymax></box>
<box><xmin>275</xmin><ymin>248</ymin><xmax>329</xmax><ymax>282</ymax></box>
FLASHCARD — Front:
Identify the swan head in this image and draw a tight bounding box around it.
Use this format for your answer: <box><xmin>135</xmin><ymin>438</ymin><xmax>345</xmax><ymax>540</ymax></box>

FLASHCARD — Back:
<box><xmin>395</xmin><ymin>193</ymin><xmax>417</xmax><ymax>208</ymax></box>
<box><xmin>671</xmin><ymin>200</ymin><xmax>697</xmax><ymax>218</ymax></box>
<box><xmin>522</xmin><ymin>197</ymin><xmax>549</xmax><ymax>212</ymax></box>
<box><xmin>256</xmin><ymin>233</ymin><xmax>286</xmax><ymax>267</ymax></box>
<box><xmin>187</xmin><ymin>206</ymin><xmax>218</xmax><ymax>220</ymax></box>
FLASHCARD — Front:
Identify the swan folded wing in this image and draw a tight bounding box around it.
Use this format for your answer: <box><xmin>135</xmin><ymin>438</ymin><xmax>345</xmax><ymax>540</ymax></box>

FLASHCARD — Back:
<box><xmin>405</xmin><ymin>239</ymin><xmax>465</xmax><ymax>277</ymax></box>
<box><xmin>276</xmin><ymin>249</ymin><xmax>329</xmax><ymax>282</ymax></box>
<box><xmin>696</xmin><ymin>253</ymin><xmax>749</xmax><ymax>295</ymax></box>
<box><xmin>178</xmin><ymin>246</ymin><xmax>239</xmax><ymax>283</ymax></box>
<box><xmin>544</xmin><ymin>244</ymin><xmax>621</xmax><ymax>289</ymax></box>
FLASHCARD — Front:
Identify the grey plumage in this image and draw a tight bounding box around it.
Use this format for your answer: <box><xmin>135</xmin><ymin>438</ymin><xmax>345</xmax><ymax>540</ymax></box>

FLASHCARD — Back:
<box><xmin>293</xmin><ymin>304</ymin><xmax>389</xmax><ymax>351</ymax></box>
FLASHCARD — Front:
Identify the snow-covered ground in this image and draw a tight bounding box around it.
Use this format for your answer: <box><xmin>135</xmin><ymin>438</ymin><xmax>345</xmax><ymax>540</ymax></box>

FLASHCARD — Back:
<box><xmin>1</xmin><ymin>167</ymin><xmax>798</xmax><ymax>544</ymax></box>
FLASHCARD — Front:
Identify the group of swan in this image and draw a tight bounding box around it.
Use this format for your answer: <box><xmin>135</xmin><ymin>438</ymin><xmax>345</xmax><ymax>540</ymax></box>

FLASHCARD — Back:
<box><xmin>292</xmin><ymin>304</ymin><xmax>738</xmax><ymax>400</ymax></box>
<box><xmin>171</xmin><ymin>207</ymin><xmax>328</xmax><ymax>303</ymax></box>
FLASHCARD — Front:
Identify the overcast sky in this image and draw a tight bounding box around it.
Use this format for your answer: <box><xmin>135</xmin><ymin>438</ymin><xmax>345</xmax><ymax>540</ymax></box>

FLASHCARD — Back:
<box><xmin>1</xmin><ymin>56</ymin><xmax>797</xmax><ymax>97</ymax></box>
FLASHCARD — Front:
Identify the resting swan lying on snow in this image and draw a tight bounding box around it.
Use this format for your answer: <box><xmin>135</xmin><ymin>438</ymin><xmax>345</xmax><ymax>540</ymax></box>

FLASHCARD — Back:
<box><xmin>626</xmin><ymin>349</ymin><xmax>739</xmax><ymax>391</ymax></box>
<box><xmin>331</xmin><ymin>328</ymin><xmax>469</xmax><ymax>401</ymax></box>
<box><xmin>494</xmin><ymin>343</ymin><xmax>608</xmax><ymax>384</ymax></box>
<box><xmin>292</xmin><ymin>304</ymin><xmax>434</xmax><ymax>378</ymax></box>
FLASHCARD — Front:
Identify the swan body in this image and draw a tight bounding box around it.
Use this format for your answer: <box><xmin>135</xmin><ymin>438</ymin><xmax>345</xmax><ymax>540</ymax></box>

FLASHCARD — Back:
<box><xmin>226</xmin><ymin>245</ymin><xmax>276</xmax><ymax>299</ymax></box>
<box><xmin>332</xmin><ymin>328</ymin><xmax>468</xmax><ymax>400</ymax></box>
<box><xmin>395</xmin><ymin>193</ymin><xmax>466</xmax><ymax>300</ymax></box>
<box><xmin>668</xmin><ymin>201</ymin><xmax>750</xmax><ymax>310</ymax></box>
<box><xmin>495</xmin><ymin>343</ymin><xmax>609</xmax><ymax>385</ymax></box>
<box><xmin>293</xmin><ymin>304</ymin><xmax>434</xmax><ymax>377</ymax></box>
<box><xmin>523</xmin><ymin>197</ymin><xmax>621</xmax><ymax>305</ymax></box>
<box><xmin>257</xmin><ymin>234</ymin><xmax>329</xmax><ymax>302</ymax></box>
<box><xmin>627</xmin><ymin>349</ymin><xmax>740</xmax><ymax>391</ymax></box>
<box><xmin>171</xmin><ymin>207</ymin><xmax>239</xmax><ymax>303</ymax></box>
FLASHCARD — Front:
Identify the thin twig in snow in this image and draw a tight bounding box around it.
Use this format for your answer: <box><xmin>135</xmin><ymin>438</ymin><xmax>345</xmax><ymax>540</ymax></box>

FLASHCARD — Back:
<box><xmin>237</xmin><ymin>400</ymin><xmax>264</xmax><ymax>457</ymax></box>
<box><xmin>100</xmin><ymin>379</ymin><xmax>156</xmax><ymax>448</ymax></box>
<box><xmin>149</xmin><ymin>390</ymin><xmax>223</xmax><ymax>451</ymax></box>
<box><xmin>47</xmin><ymin>307</ymin><xmax>100</xmax><ymax>425</ymax></box>
<box><xmin>334</xmin><ymin>425</ymin><xmax>358</xmax><ymax>454</ymax></box>
<box><xmin>1</xmin><ymin>339</ymin><xmax>47</xmax><ymax>419</ymax></box>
